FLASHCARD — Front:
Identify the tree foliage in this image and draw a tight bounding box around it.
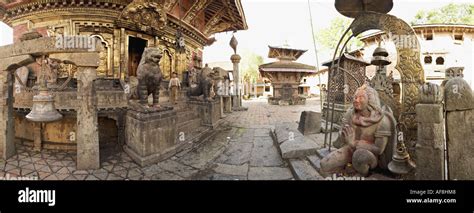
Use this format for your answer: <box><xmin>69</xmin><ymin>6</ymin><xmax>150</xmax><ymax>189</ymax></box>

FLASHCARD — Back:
<box><xmin>411</xmin><ymin>3</ymin><xmax>474</xmax><ymax>25</ymax></box>
<box><xmin>315</xmin><ymin>17</ymin><xmax>363</xmax><ymax>55</ymax></box>
<box><xmin>241</xmin><ymin>50</ymin><xmax>264</xmax><ymax>84</ymax></box>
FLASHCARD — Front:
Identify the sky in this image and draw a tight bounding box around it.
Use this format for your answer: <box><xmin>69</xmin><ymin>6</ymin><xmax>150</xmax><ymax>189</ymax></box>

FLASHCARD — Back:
<box><xmin>203</xmin><ymin>0</ymin><xmax>473</xmax><ymax>67</ymax></box>
<box><xmin>0</xmin><ymin>0</ymin><xmax>472</xmax><ymax>67</ymax></box>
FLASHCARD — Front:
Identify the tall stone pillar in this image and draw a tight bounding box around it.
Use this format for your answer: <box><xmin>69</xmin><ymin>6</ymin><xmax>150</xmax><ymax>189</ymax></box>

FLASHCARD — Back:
<box><xmin>76</xmin><ymin>67</ymin><xmax>100</xmax><ymax>170</ymax></box>
<box><xmin>231</xmin><ymin>54</ymin><xmax>241</xmax><ymax>108</ymax></box>
<box><xmin>0</xmin><ymin>70</ymin><xmax>15</xmax><ymax>160</ymax></box>
<box><xmin>415</xmin><ymin>83</ymin><xmax>445</xmax><ymax>180</ymax></box>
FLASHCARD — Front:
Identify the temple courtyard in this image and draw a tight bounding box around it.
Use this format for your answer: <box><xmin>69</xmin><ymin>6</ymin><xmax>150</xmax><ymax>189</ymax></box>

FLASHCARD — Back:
<box><xmin>0</xmin><ymin>98</ymin><xmax>328</xmax><ymax>180</ymax></box>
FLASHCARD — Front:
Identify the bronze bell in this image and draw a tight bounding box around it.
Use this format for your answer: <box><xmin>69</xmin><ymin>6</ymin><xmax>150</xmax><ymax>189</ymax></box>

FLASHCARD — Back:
<box><xmin>371</xmin><ymin>46</ymin><xmax>391</xmax><ymax>66</ymax></box>
<box><xmin>388</xmin><ymin>131</ymin><xmax>415</xmax><ymax>175</ymax></box>
<box><xmin>26</xmin><ymin>56</ymin><xmax>63</xmax><ymax>123</ymax></box>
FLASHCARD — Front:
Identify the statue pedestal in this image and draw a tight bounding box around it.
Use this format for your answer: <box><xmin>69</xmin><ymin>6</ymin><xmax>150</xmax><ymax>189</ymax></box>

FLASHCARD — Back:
<box><xmin>124</xmin><ymin>107</ymin><xmax>177</xmax><ymax>167</ymax></box>
<box><xmin>189</xmin><ymin>99</ymin><xmax>221</xmax><ymax>128</ymax></box>
<box><xmin>222</xmin><ymin>95</ymin><xmax>232</xmax><ymax>113</ymax></box>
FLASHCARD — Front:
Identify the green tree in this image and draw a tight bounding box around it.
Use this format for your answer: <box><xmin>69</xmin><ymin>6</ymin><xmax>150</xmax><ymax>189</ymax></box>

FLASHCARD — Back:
<box><xmin>241</xmin><ymin>50</ymin><xmax>264</xmax><ymax>84</ymax></box>
<box><xmin>411</xmin><ymin>3</ymin><xmax>474</xmax><ymax>25</ymax></box>
<box><xmin>315</xmin><ymin>17</ymin><xmax>364</xmax><ymax>55</ymax></box>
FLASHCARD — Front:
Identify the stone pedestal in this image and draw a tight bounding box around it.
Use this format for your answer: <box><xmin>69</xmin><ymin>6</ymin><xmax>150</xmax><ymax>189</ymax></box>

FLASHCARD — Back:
<box><xmin>222</xmin><ymin>96</ymin><xmax>232</xmax><ymax>113</ymax></box>
<box><xmin>189</xmin><ymin>99</ymin><xmax>221</xmax><ymax>128</ymax></box>
<box><xmin>124</xmin><ymin>108</ymin><xmax>177</xmax><ymax>167</ymax></box>
<box><xmin>415</xmin><ymin>104</ymin><xmax>445</xmax><ymax>180</ymax></box>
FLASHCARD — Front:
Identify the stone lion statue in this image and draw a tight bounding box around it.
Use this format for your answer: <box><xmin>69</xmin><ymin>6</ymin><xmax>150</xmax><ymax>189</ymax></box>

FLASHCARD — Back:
<box><xmin>136</xmin><ymin>47</ymin><xmax>163</xmax><ymax>106</ymax></box>
<box><xmin>320</xmin><ymin>84</ymin><xmax>397</xmax><ymax>177</ymax></box>
<box><xmin>187</xmin><ymin>64</ymin><xmax>215</xmax><ymax>101</ymax></box>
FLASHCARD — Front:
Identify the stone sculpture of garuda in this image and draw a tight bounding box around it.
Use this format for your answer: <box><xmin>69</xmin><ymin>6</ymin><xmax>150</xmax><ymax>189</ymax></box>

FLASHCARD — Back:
<box><xmin>136</xmin><ymin>47</ymin><xmax>163</xmax><ymax>107</ymax></box>
<box><xmin>321</xmin><ymin>84</ymin><xmax>397</xmax><ymax>177</ymax></box>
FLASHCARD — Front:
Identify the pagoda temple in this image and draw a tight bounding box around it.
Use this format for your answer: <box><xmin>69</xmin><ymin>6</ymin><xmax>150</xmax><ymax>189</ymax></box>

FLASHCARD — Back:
<box><xmin>259</xmin><ymin>46</ymin><xmax>316</xmax><ymax>105</ymax></box>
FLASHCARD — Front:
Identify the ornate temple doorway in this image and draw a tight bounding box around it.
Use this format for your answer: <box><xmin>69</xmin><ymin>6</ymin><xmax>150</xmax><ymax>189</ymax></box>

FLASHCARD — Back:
<box><xmin>128</xmin><ymin>37</ymin><xmax>147</xmax><ymax>77</ymax></box>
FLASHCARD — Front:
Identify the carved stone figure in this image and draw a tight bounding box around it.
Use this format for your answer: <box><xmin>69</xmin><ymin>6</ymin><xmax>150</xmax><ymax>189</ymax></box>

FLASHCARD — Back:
<box><xmin>320</xmin><ymin>84</ymin><xmax>397</xmax><ymax>177</ymax></box>
<box><xmin>187</xmin><ymin>64</ymin><xmax>215</xmax><ymax>101</ymax></box>
<box><xmin>136</xmin><ymin>47</ymin><xmax>163</xmax><ymax>106</ymax></box>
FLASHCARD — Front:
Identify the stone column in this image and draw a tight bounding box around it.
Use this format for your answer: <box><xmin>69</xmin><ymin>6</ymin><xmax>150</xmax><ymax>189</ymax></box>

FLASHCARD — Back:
<box><xmin>415</xmin><ymin>83</ymin><xmax>445</xmax><ymax>180</ymax></box>
<box><xmin>0</xmin><ymin>70</ymin><xmax>15</xmax><ymax>160</ymax></box>
<box><xmin>76</xmin><ymin>67</ymin><xmax>100</xmax><ymax>170</ymax></box>
<box><xmin>231</xmin><ymin>54</ymin><xmax>241</xmax><ymax>108</ymax></box>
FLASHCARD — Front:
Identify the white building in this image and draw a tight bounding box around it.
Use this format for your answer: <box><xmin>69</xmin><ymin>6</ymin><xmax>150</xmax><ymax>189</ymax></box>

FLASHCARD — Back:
<box><xmin>360</xmin><ymin>24</ymin><xmax>474</xmax><ymax>87</ymax></box>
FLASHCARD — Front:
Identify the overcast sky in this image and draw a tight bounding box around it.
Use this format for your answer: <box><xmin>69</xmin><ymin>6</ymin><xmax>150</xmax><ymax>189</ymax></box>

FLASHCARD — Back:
<box><xmin>0</xmin><ymin>0</ymin><xmax>471</xmax><ymax>67</ymax></box>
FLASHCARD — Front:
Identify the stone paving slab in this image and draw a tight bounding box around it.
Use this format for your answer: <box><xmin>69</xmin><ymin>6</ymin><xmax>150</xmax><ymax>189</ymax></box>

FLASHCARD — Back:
<box><xmin>0</xmin><ymin>99</ymin><xmax>323</xmax><ymax>181</ymax></box>
<box><xmin>214</xmin><ymin>142</ymin><xmax>253</xmax><ymax>165</ymax></box>
<box><xmin>213</xmin><ymin>163</ymin><xmax>249</xmax><ymax>177</ymax></box>
<box><xmin>248</xmin><ymin>167</ymin><xmax>293</xmax><ymax>180</ymax></box>
<box><xmin>250</xmin><ymin>138</ymin><xmax>284</xmax><ymax>167</ymax></box>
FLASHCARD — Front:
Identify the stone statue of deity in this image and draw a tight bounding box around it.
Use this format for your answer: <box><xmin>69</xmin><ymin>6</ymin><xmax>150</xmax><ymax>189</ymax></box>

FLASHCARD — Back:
<box><xmin>320</xmin><ymin>84</ymin><xmax>397</xmax><ymax>177</ymax></box>
<box><xmin>136</xmin><ymin>47</ymin><xmax>163</xmax><ymax>107</ymax></box>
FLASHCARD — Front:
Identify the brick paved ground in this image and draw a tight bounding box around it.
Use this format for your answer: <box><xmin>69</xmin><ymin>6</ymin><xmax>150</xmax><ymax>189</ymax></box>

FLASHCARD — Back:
<box><xmin>0</xmin><ymin>98</ymin><xmax>323</xmax><ymax>180</ymax></box>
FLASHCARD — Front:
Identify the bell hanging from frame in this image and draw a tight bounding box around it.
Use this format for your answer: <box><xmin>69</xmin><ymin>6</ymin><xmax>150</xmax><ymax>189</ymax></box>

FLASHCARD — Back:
<box><xmin>26</xmin><ymin>58</ymin><xmax>63</xmax><ymax>123</ymax></box>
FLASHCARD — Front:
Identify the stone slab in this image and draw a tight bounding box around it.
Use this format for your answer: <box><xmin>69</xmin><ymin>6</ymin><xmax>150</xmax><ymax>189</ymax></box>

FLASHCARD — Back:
<box><xmin>280</xmin><ymin>140</ymin><xmax>318</xmax><ymax>159</ymax></box>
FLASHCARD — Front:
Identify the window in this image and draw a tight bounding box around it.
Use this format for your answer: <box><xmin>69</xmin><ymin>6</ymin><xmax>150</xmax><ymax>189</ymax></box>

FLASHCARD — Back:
<box><xmin>425</xmin><ymin>32</ymin><xmax>433</xmax><ymax>40</ymax></box>
<box><xmin>303</xmin><ymin>79</ymin><xmax>307</xmax><ymax>83</ymax></box>
<box><xmin>436</xmin><ymin>57</ymin><xmax>444</xmax><ymax>65</ymax></box>
<box><xmin>454</xmin><ymin>34</ymin><xmax>463</xmax><ymax>41</ymax></box>
<box><xmin>424</xmin><ymin>56</ymin><xmax>432</xmax><ymax>64</ymax></box>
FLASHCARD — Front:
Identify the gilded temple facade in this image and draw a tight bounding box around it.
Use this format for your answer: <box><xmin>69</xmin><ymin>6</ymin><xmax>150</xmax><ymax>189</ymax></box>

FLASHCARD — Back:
<box><xmin>0</xmin><ymin>0</ymin><xmax>247</xmax><ymax>150</ymax></box>
<box><xmin>1</xmin><ymin>0</ymin><xmax>246</xmax><ymax>80</ymax></box>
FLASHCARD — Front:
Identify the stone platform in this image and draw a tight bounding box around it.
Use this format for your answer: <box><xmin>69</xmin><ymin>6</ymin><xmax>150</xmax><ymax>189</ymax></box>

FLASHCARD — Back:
<box><xmin>124</xmin><ymin>108</ymin><xmax>177</xmax><ymax>167</ymax></box>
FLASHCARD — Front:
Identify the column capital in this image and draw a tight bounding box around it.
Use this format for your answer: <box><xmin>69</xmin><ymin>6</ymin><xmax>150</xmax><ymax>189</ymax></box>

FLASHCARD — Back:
<box><xmin>230</xmin><ymin>54</ymin><xmax>241</xmax><ymax>63</ymax></box>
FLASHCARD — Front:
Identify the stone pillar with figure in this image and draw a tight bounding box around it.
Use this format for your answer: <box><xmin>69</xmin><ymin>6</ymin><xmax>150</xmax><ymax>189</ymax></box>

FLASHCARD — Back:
<box><xmin>124</xmin><ymin>47</ymin><xmax>177</xmax><ymax>167</ymax></box>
